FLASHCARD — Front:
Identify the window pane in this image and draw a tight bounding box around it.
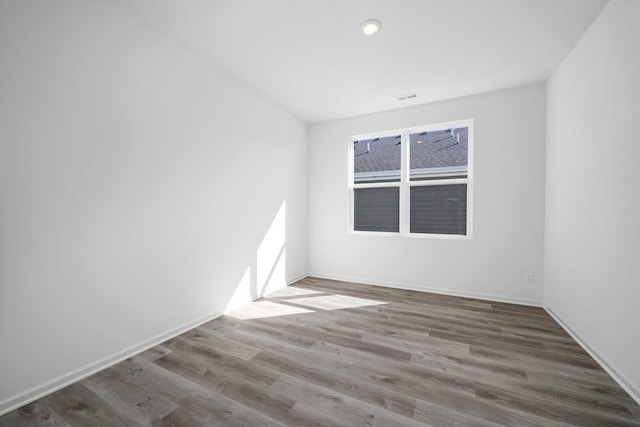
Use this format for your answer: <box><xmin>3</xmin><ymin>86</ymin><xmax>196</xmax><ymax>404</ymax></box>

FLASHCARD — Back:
<box><xmin>410</xmin><ymin>127</ymin><xmax>468</xmax><ymax>181</ymax></box>
<box><xmin>410</xmin><ymin>184</ymin><xmax>467</xmax><ymax>235</ymax></box>
<box><xmin>353</xmin><ymin>135</ymin><xmax>401</xmax><ymax>183</ymax></box>
<box><xmin>354</xmin><ymin>187</ymin><xmax>399</xmax><ymax>232</ymax></box>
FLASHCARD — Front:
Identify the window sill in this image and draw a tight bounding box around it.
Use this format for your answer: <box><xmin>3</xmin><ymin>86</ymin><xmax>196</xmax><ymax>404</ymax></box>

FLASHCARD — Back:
<box><xmin>349</xmin><ymin>230</ymin><xmax>472</xmax><ymax>240</ymax></box>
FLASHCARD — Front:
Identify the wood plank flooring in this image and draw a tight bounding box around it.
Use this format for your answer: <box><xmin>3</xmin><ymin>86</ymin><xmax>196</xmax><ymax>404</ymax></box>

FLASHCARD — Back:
<box><xmin>2</xmin><ymin>276</ymin><xmax>639</xmax><ymax>426</ymax></box>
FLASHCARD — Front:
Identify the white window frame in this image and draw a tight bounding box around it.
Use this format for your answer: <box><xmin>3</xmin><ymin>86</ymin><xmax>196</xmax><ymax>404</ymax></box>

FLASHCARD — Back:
<box><xmin>348</xmin><ymin>119</ymin><xmax>473</xmax><ymax>239</ymax></box>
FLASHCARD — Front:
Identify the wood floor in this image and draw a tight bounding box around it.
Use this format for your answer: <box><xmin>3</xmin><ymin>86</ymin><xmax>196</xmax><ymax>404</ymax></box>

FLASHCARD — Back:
<box><xmin>2</xmin><ymin>277</ymin><xmax>639</xmax><ymax>426</ymax></box>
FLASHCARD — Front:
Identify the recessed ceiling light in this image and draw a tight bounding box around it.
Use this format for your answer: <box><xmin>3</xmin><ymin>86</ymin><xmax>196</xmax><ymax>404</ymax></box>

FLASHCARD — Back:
<box><xmin>361</xmin><ymin>18</ymin><xmax>382</xmax><ymax>35</ymax></box>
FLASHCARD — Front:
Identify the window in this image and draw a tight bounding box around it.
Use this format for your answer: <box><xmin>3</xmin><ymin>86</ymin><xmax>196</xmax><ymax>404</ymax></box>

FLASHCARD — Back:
<box><xmin>349</xmin><ymin>119</ymin><xmax>473</xmax><ymax>238</ymax></box>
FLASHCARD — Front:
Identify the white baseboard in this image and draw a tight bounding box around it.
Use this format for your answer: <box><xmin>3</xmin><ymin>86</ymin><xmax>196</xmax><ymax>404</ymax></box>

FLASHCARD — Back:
<box><xmin>305</xmin><ymin>272</ymin><xmax>542</xmax><ymax>307</ymax></box>
<box><xmin>1</xmin><ymin>273</ymin><xmax>310</xmax><ymax>417</ymax></box>
<box><xmin>544</xmin><ymin>306</ymin><xmax>640</xmax><ymax>406</ymax></box>
<box><xmin>0</xmin><ymin>310</ymin><xmax>224</xmax><ymax>417</ymax></box>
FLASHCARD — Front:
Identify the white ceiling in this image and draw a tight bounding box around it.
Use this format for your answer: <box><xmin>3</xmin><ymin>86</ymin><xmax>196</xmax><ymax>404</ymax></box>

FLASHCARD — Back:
<box><xmin>112</xmin><ymin>0</ymin><xmax>608</xmax><ymax>123</ymax></box>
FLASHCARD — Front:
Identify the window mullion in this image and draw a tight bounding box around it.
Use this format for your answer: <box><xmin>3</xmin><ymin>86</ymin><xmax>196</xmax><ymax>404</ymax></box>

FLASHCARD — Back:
<box><xmin>353</xmin><ymin>182</ymin><xmax>401</xmax><ymax>189</ymax></box>
<box><xmin>399</xmin><ymin>130</ymin><xmax>410</xmax><ymax>235</ymax></box>
<box><xmin>409</xmin><ymin>177</ymin><xmax>469</xmax><ymax>187</ymax></box>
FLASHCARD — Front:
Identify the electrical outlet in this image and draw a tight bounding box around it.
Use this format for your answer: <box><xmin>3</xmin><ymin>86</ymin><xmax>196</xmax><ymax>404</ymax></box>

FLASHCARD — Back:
<box><xmin>525</xmin><ymin>272</ymin><xmax>534</xmax><ymax>284</ymax></box>
<box><xmin>328</xmin><ymin>255</ymin><xmax>334</xmax><ymax>263</ymax></box>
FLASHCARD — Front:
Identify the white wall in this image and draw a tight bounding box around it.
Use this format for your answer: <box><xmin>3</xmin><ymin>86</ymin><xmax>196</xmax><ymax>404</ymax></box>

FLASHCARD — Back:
<box><xmin>0</xmin><ymin>0</ymin><xmax>307</xmax><ymax>413</ymax></box>
<box><xmin>308</xmin><ymin>85</ymin><xmax>546</xmax><ymax>305</ymax></box>
<box><xmin>545</xmin><ymin>0</ymin><xmax>640</xmax><ymax>400</ymax></box>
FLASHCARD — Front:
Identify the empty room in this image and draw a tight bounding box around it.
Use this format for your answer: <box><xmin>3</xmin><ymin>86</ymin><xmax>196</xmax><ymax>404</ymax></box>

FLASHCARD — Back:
<box><xmin>1</xmin><ymin>0</ymin><xmax>639</xmax><ymax>425</ymax></box>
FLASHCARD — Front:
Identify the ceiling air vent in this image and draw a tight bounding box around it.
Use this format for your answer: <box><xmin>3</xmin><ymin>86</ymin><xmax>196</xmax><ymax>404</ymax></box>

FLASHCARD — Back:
<box><xmin>397</xmin><ymin>93</ymin><xmax>417</xmax><ymax>101</ymax></box>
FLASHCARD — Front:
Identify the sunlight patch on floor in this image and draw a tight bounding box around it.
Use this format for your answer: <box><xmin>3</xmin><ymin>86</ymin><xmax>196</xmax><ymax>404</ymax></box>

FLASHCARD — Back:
<box><xmin>290</xmin><ymin>294</ymin><xmax>387</xmax><ymax>311</ymax></box>
<box><xmin>266</xmin><ymin>286</ymin><xmax>324</xmax><ymax>298</ymax></box>
<box><xmin>227</xmin><ymin>300</ymin><xmax>314</xmax><ymax>320</ymax></box>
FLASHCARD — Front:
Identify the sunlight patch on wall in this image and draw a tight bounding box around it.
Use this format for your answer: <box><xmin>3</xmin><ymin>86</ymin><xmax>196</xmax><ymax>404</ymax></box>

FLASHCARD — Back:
<box><xmin>257</xmin><ymin>201</ymin><xmax>286</xmax><ymax>297</ymax></box>
<box><xmin>224</xmin><ymin>266</ymin><xmax>252</xmax><ymax>314</ymax></box>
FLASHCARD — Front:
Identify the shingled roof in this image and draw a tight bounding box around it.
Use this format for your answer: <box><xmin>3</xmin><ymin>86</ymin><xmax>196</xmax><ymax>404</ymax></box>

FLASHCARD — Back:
<box><xmin>354</xmin><ymin>127</ymin><xmax>468</xmax><ymax>181</ymax></box>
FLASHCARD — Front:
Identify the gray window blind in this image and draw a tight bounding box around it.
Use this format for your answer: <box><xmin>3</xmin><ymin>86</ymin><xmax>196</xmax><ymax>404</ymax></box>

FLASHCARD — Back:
<box><xmin>354</xmin><ymin>187</ymin><xmax>399</xmax><ymax>232</ymax></box>
<box><xmin>410</xmin><ymin>184</ymin><xmax>467</xmax><ymax>235</ymax></box>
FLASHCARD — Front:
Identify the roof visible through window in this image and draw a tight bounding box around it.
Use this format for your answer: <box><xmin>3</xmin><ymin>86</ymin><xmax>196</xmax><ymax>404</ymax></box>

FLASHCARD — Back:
<box><xmin>353</xmin><ymin>128</ymin><xmax>468</xmax><ymax>183</ymax></box>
